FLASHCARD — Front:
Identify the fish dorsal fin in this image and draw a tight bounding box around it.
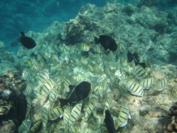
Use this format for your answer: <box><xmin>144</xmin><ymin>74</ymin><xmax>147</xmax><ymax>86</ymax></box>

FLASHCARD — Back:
<box><xmin>69</xmin><ymin>85</ymin><xmax>75</xmax><ymax>92</ymax></box>
<box><xmin>20</xmin><ymin>32</ymin><xmax>26</xmax><ymax>37</ymax></box>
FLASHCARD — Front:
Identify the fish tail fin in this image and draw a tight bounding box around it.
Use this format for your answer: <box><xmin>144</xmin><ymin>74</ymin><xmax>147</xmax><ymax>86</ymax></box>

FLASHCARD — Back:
<box><xmin>59</xmin><ymin>98</ymin><xmax>68</xmax><ymax>107</ymax></box>
<box><xmin>116</xmin><ymin>127</ymin><xmax>122</xmax><ymax>133</ymax></box>
<box><xmin>94</xmin><ymin>37</ymin><xmax>99</xmax><ymax>43</ymax></box>
<box><xmin>20</xmin><ymin>32</ymin><xmax>25</xmax><ymax>37</ymax></box>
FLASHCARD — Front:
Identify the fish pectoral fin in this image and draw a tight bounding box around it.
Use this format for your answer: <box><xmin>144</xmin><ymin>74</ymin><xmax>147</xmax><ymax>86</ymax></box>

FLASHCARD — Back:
<box><xmin>69</xmin><ymin>85</ymin><xmax>75</xmax><ymax>91</ymax></box>
<box><xmin>59</xmin><ymin>98</ymin><xmax>68</xmax><ymax>107</ymax></box>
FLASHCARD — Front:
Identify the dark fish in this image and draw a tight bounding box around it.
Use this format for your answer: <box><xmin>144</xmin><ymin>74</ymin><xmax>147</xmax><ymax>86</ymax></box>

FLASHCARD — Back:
<box><xmin>127</xmin><ymin>51</ymin><xmax>147</xmax><ymax>68</ymax></box>
<box><xmin>104</xmin><ymin>110</ymin><xmax>116</xmax><ymax>133</ymax></box>
<box><xmin>19</xmin><ymin>32</ymin><xmax>36</xmax><ymax>49</ymax></box>
<box><xmin>0</xmin><ymin>89</ymin><xmax>27</xmax><ymax>126</ymax></box>
<box><xmin>95</xmin><ymin>35</ymin><xmax>117</xmax><ymax>52</ymax></box>
<box><xmin>127</xmin><ymin>51</ymin><xmax>140</xmax><ymax>65</ymax></box>
<box><xmin>59</xmin><ymin>81</ymin><xmax>91</xmax><ymax>107</ymax></box>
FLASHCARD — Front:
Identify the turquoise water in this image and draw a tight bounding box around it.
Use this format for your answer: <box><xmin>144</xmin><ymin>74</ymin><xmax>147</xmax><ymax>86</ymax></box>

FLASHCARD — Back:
<box><xmin>0</xmin><ymin>0</ymin><xmax>177</xmax><ymax>133</ymax></box>
<box><xmin>0</xmin><ymin>0</ymin><xmax>107</xmax><ymax>45</ymax></box>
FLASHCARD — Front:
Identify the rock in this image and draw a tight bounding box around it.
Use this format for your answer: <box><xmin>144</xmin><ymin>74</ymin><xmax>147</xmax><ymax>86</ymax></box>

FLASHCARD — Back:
<box><xmin>0</xmin><ymin>71</ymin><xmax>27</xmax><ymax>131</ymax></box>
<box><xmin>0</xmin><ymin>120</ymin><xmax>17</xmax><ymax>133</ymax></box>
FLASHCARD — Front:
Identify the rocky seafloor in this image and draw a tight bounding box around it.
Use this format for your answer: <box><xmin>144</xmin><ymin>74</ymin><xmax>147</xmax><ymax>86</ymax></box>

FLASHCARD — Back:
<box><xmin>0</xmin><ymin>2</ymin><xmax>177</xmax><ymax>133</ymax></box>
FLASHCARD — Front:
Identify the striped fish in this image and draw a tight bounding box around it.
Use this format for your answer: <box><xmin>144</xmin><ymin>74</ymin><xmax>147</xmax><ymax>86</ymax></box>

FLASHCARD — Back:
<box><xmin>49</xmin><ymin>106</ymin><xmax>63</xmax><ymax>122</ymax></box>
<box><xmin>84</xmin><ymin>101</ymin><xmax>95</xmax><ymax>119</ymax></box>
<box><xmin>63</xmin><ymin>108</ymin><xmax>71</xmax><ymax>125</ymax></box>
<box><xmin>48</xmin><ymin>91</ymin><xmax>58</xmax><ymax>102</ymax></box>
<box><xmin>61</xmin><ymin>79</ymin><xmax>71</xmax><ymax>91</ymax></box>
<box><xmin>18</xmin><ymin>119</ymin><xmax>31</xmax><ymax>133</ymax></box>
<box><xmin>42</xmin><ymin>79</ymin><xmax>55</xmax><ymax>93</ymax></box>
<box><xmin>140</xmin><ymin>78</ymin><xmax>154</xmax><ymax>90</ymax></box>
<box><xmin>127</xmin><ymin>80</ymin><xmax>144</xmax><ymax>97</ymax></box>
<box><xmin>133</xmin><ymin>66</ymin><xmax>148</xmax><ymax>79</ymax></box>
<box><xmin>157</xmin><ymin>78</ymin><xmax>168</xmax><ymax>91</ymax></box>
<box><xmin>70</xmin><ymin>103</ymin><xmax>82</xmax><ymax>123</ymax></box>
<box><xmin>40</xmin><ymin>108</ymin><xmax>49</xmax><ymax>127</ymax></box>
<box><xmin>30</xmin><ymin>120</ymin><xmax>42</xmax><ymax>133</ymax></box>
<box><xmin>116</xmin><ymin>105</ymin><xmax>131</xmax><ymax>128</ymax></box>
<box><xmin>38</xmin><ymin>70</ymin><xmax>50</xmax><ymax>80</ymax></box>
<box><xmin>63</xmin><ymin>103</ymin><xmax>82</xmax><ymax>125</ymax></box>
<box><xmin>38</xmin><ymin>77</ymin><xmax>56</xmax><ymax>95</ymax></box>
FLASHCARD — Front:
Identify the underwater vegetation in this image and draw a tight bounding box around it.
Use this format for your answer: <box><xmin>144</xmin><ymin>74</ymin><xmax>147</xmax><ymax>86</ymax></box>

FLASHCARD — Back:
<box><xmin>0</xmin><ymin>1</ymin><xmax>177</xmax><ymax>133</ymax></box>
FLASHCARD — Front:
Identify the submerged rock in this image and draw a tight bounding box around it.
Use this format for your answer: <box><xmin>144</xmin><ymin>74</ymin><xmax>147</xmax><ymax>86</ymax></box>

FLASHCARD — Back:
<box><xmin>0</xmin><ymin>71</ymin><xmax>27</xmax><ymax>133</ymax></box>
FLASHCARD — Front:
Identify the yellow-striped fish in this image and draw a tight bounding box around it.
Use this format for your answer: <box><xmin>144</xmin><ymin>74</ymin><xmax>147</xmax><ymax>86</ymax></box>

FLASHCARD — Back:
<box><xmin>49</xmin><ymin>106</ymin><xmax>63</xmax><ymax>122</ymax></box>
<box><xmin>157</xmin><ymin>78</ymin><xmax>168</xmax><ymax>90</ymax></box>
<box><xmin>116</xmin><ymin>105</ymin><xmax>131</xmax><ymax>128</ymax></box>
<box><xmin>70</xmin><ymin>103</ymin><xmax>82</xmax><ymax>123</ymax></box>
<box><xmin>84</xmin><ymin>101</ymin><xmax>95</xmax><ymax>119</ymax></box>
<box><xmin>40</xmin><ymin>108</ymin><xmax>49</xmax><ymax>126</ymax></box>
<box><xmin>48</xmin><ymin>91</ymin><xmax>58</xmax><ymax>102</ymax></box>
<box><xmin>30</xmin><ymin>120</ymin><xmax>42</xmax><ymax>133</ymax></box>
<box><xmin>127</xmin><ymin>80</ymin><xmax>144</xmax><ymax>96</ymax></box>
<box><xmin>133</xmin><ymin>66</ymin><xmax>148</xmax><ymax>79</ymax></box>
<box><xmin>63</xmin><ymin>103</ymin><xmax>82</xmax><ymax>125</ymax></box>
<box><xmin>18</xmin><ymin>119</ymin><xmax>31</xmax><ymax>133</ymax></box>
<box><xmin>140</xmin><ymin>78</ymin><xmax>154</xmax><ymax>90</ymax></box>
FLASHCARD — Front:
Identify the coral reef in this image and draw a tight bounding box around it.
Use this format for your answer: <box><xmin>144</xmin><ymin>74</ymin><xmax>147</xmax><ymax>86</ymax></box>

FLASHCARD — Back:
<box><xmin>0</xmin><ymin>71</ymin><xmax>27</xmax><ymax>133</ymax></box>
<box><xmin>0</xmin><ymin>2</ymin><xmax>176</xmax><ymax>133</ymax></box>
<box><xmin>165</xmin><ymin>102</ymin><xmax>177</xmax><ymax>132</ymax></box>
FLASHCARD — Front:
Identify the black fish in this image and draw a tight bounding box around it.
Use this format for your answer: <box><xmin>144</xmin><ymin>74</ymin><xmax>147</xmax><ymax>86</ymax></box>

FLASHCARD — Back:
<box><xmin>127</xmin><ymin>51</ymin><xmax>147</xmax><ymax>68</ymax></box>
<box><xmin>127</xmin><ymin>51</ymin><xmax>140</xmax><ymax>65</ymax></box>
<box><xmin>95</xmin><ymin>35</ymin><xmax>117</xmax><ymax>52</ymax></box>
<box><xmin>59</xmin><ymin>81</ymin><xmax>91</xmax><ymax>107</ymax></box>
<box><xmin>19</xmin><ymin>32</ymin><xmax>36</xmax><ymax>49</ymax></box>
<box><xmin>104</xmin><ymin>110</ymin><xmax>116</xmax><ymax>133</ymax></box>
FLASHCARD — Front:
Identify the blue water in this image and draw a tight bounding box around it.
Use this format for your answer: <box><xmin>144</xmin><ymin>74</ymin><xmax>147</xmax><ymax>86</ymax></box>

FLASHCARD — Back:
<box><xmin>0</xmin><ymin>0</ymin><xmax>107</xmax><ymax>46</ymax></box>
<box><xmin>0</xmin><ymin>0</ymin><xmax>176</xmax><ymax>47</ymax></box>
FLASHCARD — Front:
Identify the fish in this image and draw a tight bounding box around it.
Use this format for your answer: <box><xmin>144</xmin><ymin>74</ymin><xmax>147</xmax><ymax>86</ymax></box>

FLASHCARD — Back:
<box><xmin>104</xmin><ymin>109</ymin><xmax>116</xmax><ymax>133</ymax></box>
<box><xmin>19</xmin><ymin>32</ymin><xmax>36</xmax><ymax>49</ymax></box>
<box><xmin>127</xmin><ymin>51</ymin><xmax>140</xmax><ymax>65</ymax></box>
<box><xmin>157</xmin><ymin>78</ymin><xmax>168</xmax><ymax>91</ymax></box>
<box><xmin>59</xmin><ymin>81</ymin><xmax>91</xmax><ymax>107</ymax></box>
<box><xmin>18</xmin><ymin>119</ymin><xmax>31</xmax><ymax>133</ymax></box>
<box><xmin>140</xmin><ymin>78</ymin><xmax>154</xmax><ymax>90</ymax></box>
<box><xmin>30</xmin><ymin>120</ymin><xmax>42</xmax><ymax>133</ymax></box>
<box><xmin>116</xmin><ymin>105</ymin><xmax>131</xmax><ymax>128</ymax></box>
<box><xmin>95</xmin><ymin>35</ymin><xmax>117</xmax><ymax>52</ymax></box>
<box><xmin>83</xmin><ymin>100</ymin><xmax>95</xmax><ymax>119</ymax></box>
<box><xmin>127</xmin><ymin>80</ymin><xmax>144</xmax><ymax>97</ymax></box>
<box><xmin>70</xmin><ymin>103</ymin><xmax>82</xmax><ymax>123</ymax></box>
<box><xmin>127</xmin><ymin>51</ymin><xmax>147</xmax><ymax>68</ymax></box>
<box><xmin>48</xmin><ymin>106</ymin><xmax>63</xmax><ymax>123</ymax></box>
<box><xmin>63</xmin><ymin>103</ymin><xmax>82</xmax><ymax>125</ymax></box>
<box><xmin>40</xmin><ymin>108</ymin><xmax>49</xmax><ymax>125</ymax></box>
<box><xmin>133</xmin><ymin>66</ymin><xmax>148</xmax><ymax>79</ymax></box>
